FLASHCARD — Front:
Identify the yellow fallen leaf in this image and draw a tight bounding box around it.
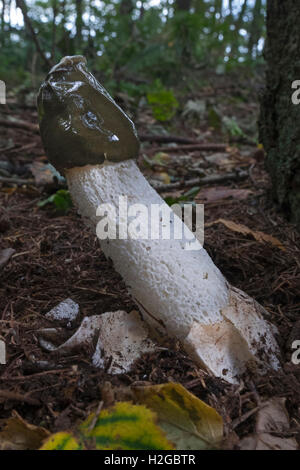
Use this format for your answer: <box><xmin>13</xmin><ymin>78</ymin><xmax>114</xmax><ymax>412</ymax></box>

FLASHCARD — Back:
<box><xmin>81</xmin><ymin>402</ymin><xmax>173</xmax><ymax>450</ymax></box>
<box><xmin>206</xmin><ymin>218</ymin><xmax>285</xmax><ymax>251</ymax></box>
<box><xmin>40</xmin><ymin>402</ymin><xmax>173</xmax><ymax>451</ymax></box>
<box><xmin>40</xmin><ymin>432</ymin><xmax>83</xmax><ymax>450</ymax></box>
<box><xmin>133</xmin><ymin>382</ymin><xmax>223</xmax><ymax>450</ymax></box>
<box><xmin>153</xmin><ymin>152</ymin><xmax>170</xmax><ymax>164</ymax></box>
<box><xmin>155</xmin><ymin>171</ymin><xmax>171</xmax><ymax>184</ymax></box>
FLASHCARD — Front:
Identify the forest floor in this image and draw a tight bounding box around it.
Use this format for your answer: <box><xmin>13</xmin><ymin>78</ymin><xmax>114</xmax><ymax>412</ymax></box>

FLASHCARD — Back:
<box><xmin>0</xmin><ymin>70</ymin><xmax>300</xmax><ymax>450</ymax></box>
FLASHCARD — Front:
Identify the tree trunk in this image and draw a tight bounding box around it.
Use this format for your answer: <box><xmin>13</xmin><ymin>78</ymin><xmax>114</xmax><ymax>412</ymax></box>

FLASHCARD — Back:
<box><xmin>214</xmin><ymin>0</ymin><xmax>223</xmax><ymax>18</ymax></box>
<box><xmin>247</xmin><ymin>0</ymin><xmax>262</xmax><ymax>59</ymax></box>
<box><xmin>119</xmin><ymin>0</ymin><xmax>134</xmax><ymax>16</ymax></box>
<box><xmin>75</xmin><ymin>0</ymin><xmax>83</xmax><ymax>49</ymax></box>
<box><xmin>16</xmin><ymin>0</ymin><xmax>51</xmax><ymax>68</ymax></box>
<box><xmin>230</xmin><ymin>0</ymin><xmax>248</xmax><ymax>59</ymax></box>
<box><xmin>1</xmin><ymin>0</ymin><xmax>5</xmax><ymax>45</ymax></box>
<box><xmin>7</xmin><ymin>0</ymin><xmax>11</xmax><ymax>35</ymax></box>
<box><xmin>236</xmin><ymin>0</ymin><xmax>248</xmax><ymax>30</ymax></box>
<box><xmin>139</xmin><ymin>0</ymin><xmax>145</xmax><ymax>19</ymax></box>
<box><xmin>51</xmin><ymin>0</ymin><xmax>58</xmax><ymax>60</ymax></box>
<box><xmin>175</xmin><ymin>0</ymin><xmax>191</xmax><ymax>12</ymax></box>
<box><xmin>259</xmin><ymin>0</ymin><xmax>300</xmax><ymax>226</ymax></box>
<box><xmin>193</xmin><ymin>0</ymin><xmax>204</xmax><ymax>15</ymax></box>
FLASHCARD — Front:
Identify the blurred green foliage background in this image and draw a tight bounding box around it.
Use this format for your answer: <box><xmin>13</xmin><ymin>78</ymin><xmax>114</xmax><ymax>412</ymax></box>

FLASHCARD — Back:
<box><xmin>0</xmin><ymin>0</ymin><xmax>265</xmax><ymax>104</ymax></box>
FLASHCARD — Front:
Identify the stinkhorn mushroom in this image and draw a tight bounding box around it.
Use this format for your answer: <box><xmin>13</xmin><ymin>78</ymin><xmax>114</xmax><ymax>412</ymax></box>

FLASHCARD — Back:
<box><xmin>37</xmin><ymin>56</ymin><xmax>280</xmax><ymax>383</ymax></box>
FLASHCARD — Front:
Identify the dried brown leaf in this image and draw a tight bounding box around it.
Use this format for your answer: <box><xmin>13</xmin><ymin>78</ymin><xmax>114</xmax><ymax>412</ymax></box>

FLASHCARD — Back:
<box><xmin>196</xmin><ymin>186</ymin><xmax>252</xmax><ymax>203</ymax></box>
<box><xmin>206</xmin><ymin>218</ymin><xmax>285</xmax><ymax>251</ymax></box>
<box><xmin>0</xmin><ymin>410</ymin><xmax>50</xmax><ymax>450</ymax></box>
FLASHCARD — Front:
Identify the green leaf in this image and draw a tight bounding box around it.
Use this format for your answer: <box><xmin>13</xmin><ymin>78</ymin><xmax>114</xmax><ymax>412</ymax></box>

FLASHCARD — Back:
<box><xmin>222</xmin><ymin>116</ymin><xmax>244</xmax><ymax>138</ymax></box>
<box><xmin>147</xmin><ymin>81</ymin><xmax>179</xmax><ymax>122</ymax></box>
<box><xmin>164</xmin><ymin>186</ymin><xmax>200</xmax><ymax>206</ymax></box>
<box><xmin>182</xmin><ymin>186</ymin><xmax>201</xmax><ymax>200</ymax></box>
<box><xmin>208</xmin><ymin>107</ymin><xmax>222</xmax><ymax>130</ymax></box>
<box><xmin>37</xmin><ymin>194</ymin><xmax>55</xmax><ymax>208</ymax></box>
<box><xmin>38</xmin><ymin>190</ymin><xmax>72</xmax><ymax>213</ymax></box>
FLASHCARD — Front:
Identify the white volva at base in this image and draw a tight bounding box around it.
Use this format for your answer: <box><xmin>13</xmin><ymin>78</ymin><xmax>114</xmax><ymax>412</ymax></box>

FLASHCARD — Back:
<box><xmin>66</xmin><ymin>160</ymin><xmax>280</xmax><ymax>383</ymax></box>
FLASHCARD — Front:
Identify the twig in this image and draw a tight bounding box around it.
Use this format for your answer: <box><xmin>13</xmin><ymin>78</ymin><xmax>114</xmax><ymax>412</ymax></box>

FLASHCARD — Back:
<box><xmin>231</xmin><ymin>406</ymin><xmax>260</xmax><ymax>430</ymax></box>
<box><xmin>6</xmin><ymin>142</ymin><xmax>38</xmax><ymax>154</ymax></box>
<box><xmin>0</xmin><ymin>143</ymin><xmax>16</xmax><ymax>152</ymax></box>
<box><xmin>73</xmin><ymin>286</ymin><xmax>118</xmax><ymax>297</ymax></box>
<box><xmin>0</xmin><ymin>368</ymin><xmax>71</xmax><ymax>381</ymax></box>
<box><xmin>152</xmin><ymin>170</ymin><xmax>248</xmax><ymax>192</ymax></box>
<box><xmin>88</xmin><ymin>401</ymin><xmax>104</xmax><ymax>431</ymax></box>
<box><xmin>249</xmin><ymin>380</ymin><xmax>262</xmax><ymax>405</ymax></box>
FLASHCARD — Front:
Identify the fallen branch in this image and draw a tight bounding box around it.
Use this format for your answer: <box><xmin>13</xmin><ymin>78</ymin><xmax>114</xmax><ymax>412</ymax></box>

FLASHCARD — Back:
<box><xmin>139</xmin><ymin>134</ymin><xmax>203</xmax><ymax>145</ymax></box>
<box><xmin>6</xmin><ymin>142</ymin><xmax>38</xmax><ymax>154</ymax></box>
<box><xmin>152</xmin><ymin>170</ymin><xmax>248</xmax><ymax>192</ymax></box>
<box><xmin>0</xmin><ymin>118</ymin><xmax>39</xmax><ymax>133</ymax></box>
<box><xmin>231</xmin><ymin>136</ymin><xmax>257</xmax><ymax>146</ymax></box>
<box><xmin>0</xmin><ymin>368</ymin><xmax>71</xmax><ymax>381</ymax></box>
<box><xmin>0</xmin><ymin>389</ymin><xmax>40</xmax><ymax>406</ymax></box>
<box><xmin>0</xmin><ymin>176</ymin><xmax>35</xmax><ymax>185</ymax></box>
<box><xmin>146</xmin><ymin>143</ymin><xmax>229</xmax><ymax>154</ymax></box>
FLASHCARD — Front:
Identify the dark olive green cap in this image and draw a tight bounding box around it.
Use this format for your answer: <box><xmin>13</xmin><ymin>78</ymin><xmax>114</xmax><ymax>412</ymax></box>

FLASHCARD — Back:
<box><xmin>37</xmin><ymin>56</ymin><xmax>140</xmax><ymax>174</ymax></box>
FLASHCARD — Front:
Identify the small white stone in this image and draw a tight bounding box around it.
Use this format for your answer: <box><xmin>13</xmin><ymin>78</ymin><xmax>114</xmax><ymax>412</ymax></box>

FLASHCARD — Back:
<box><xmin>45</xmin><ymin>298</ymin><xmax>80</xmax><ymax>323</ymax></box>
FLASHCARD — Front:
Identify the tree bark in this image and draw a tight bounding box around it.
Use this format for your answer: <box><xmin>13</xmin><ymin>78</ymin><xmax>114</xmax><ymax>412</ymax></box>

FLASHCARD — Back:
<box><xmin>259</xmin><ymin>0</ymin><xmax>300</xmax><ymax>226</ymax></box>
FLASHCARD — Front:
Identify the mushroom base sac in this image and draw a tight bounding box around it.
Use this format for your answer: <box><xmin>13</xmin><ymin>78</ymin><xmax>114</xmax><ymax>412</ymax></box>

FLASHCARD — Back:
<box><xmin>66</xmin><ymin>160</ymin><xmax>280</xmax><ymax>383</ymax></box>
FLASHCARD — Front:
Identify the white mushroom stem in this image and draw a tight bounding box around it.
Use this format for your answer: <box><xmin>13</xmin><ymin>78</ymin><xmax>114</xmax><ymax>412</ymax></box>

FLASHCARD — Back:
<box><xmin>66</xmin><ymin>159</ymin><xmax>280</xmax><ymax>383</ymax></box>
